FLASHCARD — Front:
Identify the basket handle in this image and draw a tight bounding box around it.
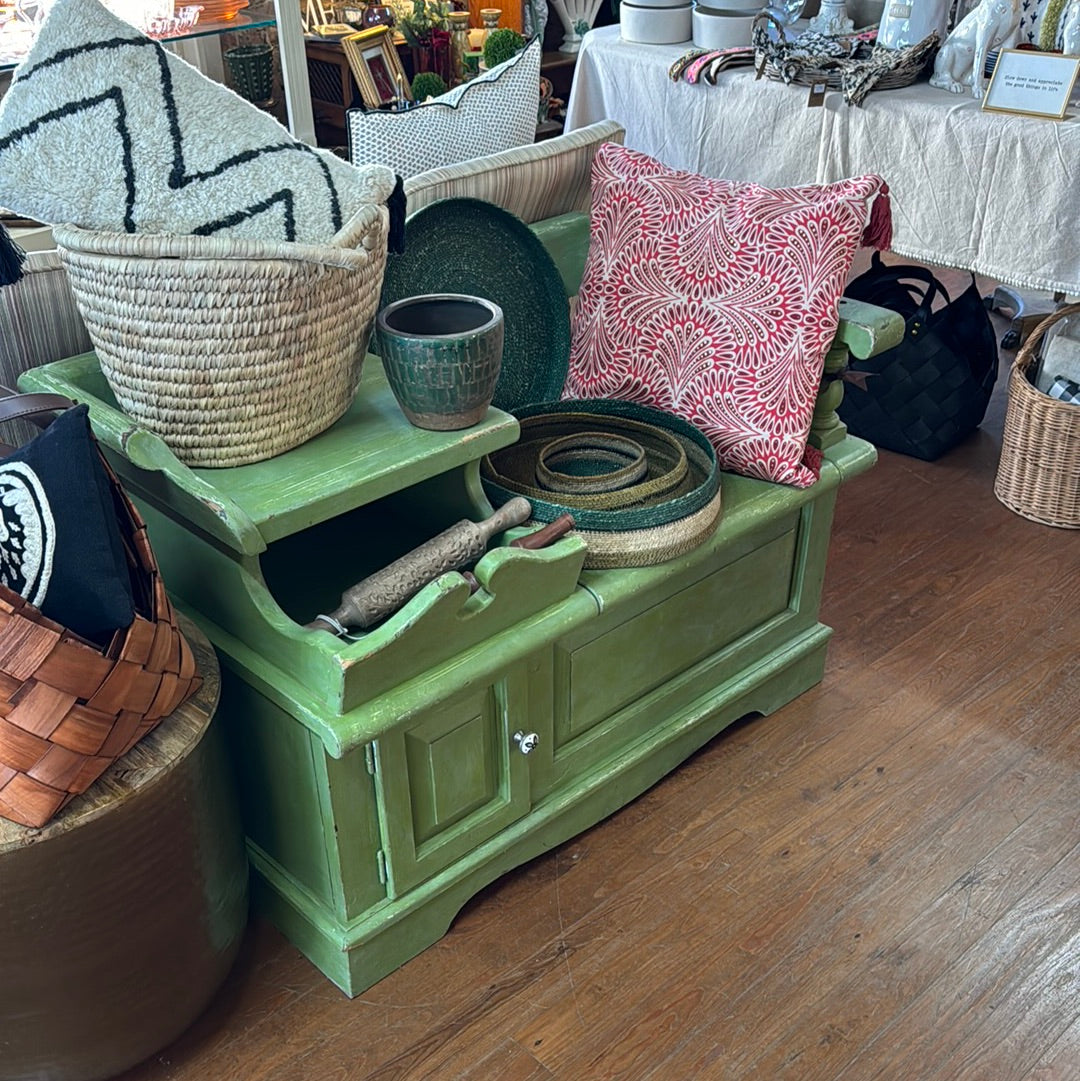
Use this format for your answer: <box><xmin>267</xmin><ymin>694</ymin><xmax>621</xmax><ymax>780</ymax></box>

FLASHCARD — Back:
<box><xmin>1015</xmin><ymin>302</ymin><xmax>1080</xmax><ymax>378</ymax></box>
<box><xmin>329</xmin><ymin>203</ymin><xmax>386</xmax><ymax>252</ymax></box>
<box><xmin>753</xmin><ymin>9</ymin><xmax>788</xmax><ymax>46</ymax></box>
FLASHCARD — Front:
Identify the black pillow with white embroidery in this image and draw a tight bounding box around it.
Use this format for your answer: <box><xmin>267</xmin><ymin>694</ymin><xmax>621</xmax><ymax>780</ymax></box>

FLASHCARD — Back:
<box><xmin>0</xmin><ymin>405</ymin><xmax>134</xmax><ymax>642</ymax></box>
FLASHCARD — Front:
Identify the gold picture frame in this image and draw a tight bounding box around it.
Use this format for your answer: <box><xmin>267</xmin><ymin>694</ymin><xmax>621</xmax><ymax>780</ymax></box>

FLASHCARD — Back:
<box><xmin>982</xmin><ymin>48</ymin><xmax>1080</xmax><ymax>121</ymax></box>
<box><xmin>342</xmin><ymin>26</ymin><xmax>412</xmax><ymax>109</ymax></box>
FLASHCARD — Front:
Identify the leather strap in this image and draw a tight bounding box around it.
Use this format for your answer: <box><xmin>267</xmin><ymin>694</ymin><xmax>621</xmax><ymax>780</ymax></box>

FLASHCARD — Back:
<box><xmin>0</xmin><ymin>387</ymin><xmax>76</xmax><ymax>457</ymax></box>
<box><xmin>860</xmin><ymin>251</ymin><xmax>950</xmax><ymax>308</ymax></box>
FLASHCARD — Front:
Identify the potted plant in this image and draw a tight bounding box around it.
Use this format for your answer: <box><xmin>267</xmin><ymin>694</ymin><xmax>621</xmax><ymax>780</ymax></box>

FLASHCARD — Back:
<box><xmin>398</xmin><ymin>0</ymin><xmax>453</xmax><ymax>83</ymax></box>
<box><xmin>411</xmin><ymin>70</ymin><xmax>449</xmax><ymax>100</ymax></box>
<box><xmin>482</xmin><ymin>26</ymin><xmax>525</xmax><ymax>69</ymax></box>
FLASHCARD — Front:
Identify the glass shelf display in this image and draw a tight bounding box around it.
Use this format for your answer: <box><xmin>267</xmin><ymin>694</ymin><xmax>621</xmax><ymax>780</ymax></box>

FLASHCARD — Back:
<box><xmin>0</xmin><ymin>1</ymin><xmax>276</xmax><ymax>69</ymax></box>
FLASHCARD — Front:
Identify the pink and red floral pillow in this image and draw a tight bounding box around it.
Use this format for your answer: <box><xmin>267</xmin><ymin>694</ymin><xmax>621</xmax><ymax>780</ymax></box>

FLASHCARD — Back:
<box><xmin>564</xmin><ymin>145</ymin><xmax>891</xmax><ymax>487</ymax></box>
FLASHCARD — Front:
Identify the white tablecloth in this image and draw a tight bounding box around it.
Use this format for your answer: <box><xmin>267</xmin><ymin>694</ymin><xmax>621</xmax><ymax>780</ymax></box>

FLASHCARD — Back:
<box><xmin>566</xmin><ymin>25</ymin><xmax>1080</xmax><ymax>296</ymax></box>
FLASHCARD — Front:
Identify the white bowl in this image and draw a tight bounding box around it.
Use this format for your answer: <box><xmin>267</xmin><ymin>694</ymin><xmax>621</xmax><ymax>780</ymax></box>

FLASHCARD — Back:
<box><xmin>692</xmin><ymin>6</ymin><xmax>757</xmax><ymax>49</ymax></box>
<box><xmin>620</xmin><ymin>1</ymin><xmax>694</xmax><ymax>43</ymax></box>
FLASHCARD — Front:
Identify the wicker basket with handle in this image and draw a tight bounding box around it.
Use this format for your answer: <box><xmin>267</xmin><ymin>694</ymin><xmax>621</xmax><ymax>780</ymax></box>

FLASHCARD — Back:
<box><xmin>0</xmin><ymin>391</ymin><xmax>201</xmax><ymax>828</ymax></box>
<box><xmin>52</xmin><ymin>203</ymin><xmax>389</xmax><ymax>469</ymax></box>
<box><xmin>752</xmin><ymin>10</ymin><xmax>936</xmax><ymax>98</ymax></box>
<box><xmin>994</xmin><ymin>303</ymin><xmax>1080</xmax><ymax>529</ymax></box>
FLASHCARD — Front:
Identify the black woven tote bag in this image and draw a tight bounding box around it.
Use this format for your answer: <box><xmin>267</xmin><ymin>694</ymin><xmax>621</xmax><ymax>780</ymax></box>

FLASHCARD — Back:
<box><xmin>839</xmin><ymin>253</ymin><xmax>999</xmax><ymax>461</ymax></box>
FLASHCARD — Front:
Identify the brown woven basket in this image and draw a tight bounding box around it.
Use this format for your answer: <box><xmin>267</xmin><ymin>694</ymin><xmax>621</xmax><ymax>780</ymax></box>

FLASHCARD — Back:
<box><xmin>53</xmin><ymin>204</ymin><xmax>389</xmax><ymax>469</ymax></box>
<box><xmin>0</xmin><ymin>441</ymin><xmax>201</xmax><ymax>828</ymax></box>
<box><xmin>994</xmin><ymin>303</ymin><xmax>1080</xmax><ymax>529</ymax></box>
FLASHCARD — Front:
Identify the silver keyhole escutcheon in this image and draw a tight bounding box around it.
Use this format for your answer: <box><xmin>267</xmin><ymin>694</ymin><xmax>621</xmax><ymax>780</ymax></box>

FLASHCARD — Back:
<box><xmin>513</xmin><ymin>730</ymin><xmax>539</xmax><ymax>755</ymax></box>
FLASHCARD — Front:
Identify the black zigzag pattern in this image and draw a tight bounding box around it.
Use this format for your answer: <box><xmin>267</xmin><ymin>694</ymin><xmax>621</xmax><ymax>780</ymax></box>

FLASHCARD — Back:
<box><xmin>0</xmin><ymin>86</ymin><xmax>137</xmax><ymax>231</ymax></box>
<box><xmin>7</xmin><ymin>33</ymin><xmax>343</xmax><ymax>240</ymax></box>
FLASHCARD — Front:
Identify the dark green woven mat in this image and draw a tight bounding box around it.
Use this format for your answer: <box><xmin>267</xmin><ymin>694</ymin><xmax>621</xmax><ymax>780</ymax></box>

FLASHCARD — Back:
<box><xmin>380</xmin><ymin>199</ymin><xmax>571</xmax><ymax>414</ymax></box>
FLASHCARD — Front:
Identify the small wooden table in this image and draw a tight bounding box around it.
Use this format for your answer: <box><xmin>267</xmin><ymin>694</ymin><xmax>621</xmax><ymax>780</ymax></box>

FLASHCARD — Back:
<box><xmin>0</xmin><ymin>621</ymin><xmax>248</xmax><ymax>1081</ymax></box>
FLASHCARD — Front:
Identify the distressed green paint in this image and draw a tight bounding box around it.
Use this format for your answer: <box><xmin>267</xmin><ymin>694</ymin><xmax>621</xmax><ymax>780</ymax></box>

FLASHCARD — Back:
<box><xmin>530</xmin><ymin>211</ymin><xmax>591</xmax><ymax>296</ymax></box>
<box><xmin>19</xmin><ymin>218</ymin><xmax>897</xmax><ymax>999</ymax></box>
<box><xmin>562</xmin><ymin>530</ymin><xmax>797</xmax><ymax>738</ymax></box>
<box><xmin>374</xmin><ymin>667</ymin><xmax>532</xmax><ymax>898</ymax></box>
<box><xmin>217</xmin><ymin>677</ymin><xmax>337</xmax><ymax>909</ymax></box>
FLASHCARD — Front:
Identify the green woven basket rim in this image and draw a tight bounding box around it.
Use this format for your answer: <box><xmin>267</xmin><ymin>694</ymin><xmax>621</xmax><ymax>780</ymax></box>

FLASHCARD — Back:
<box><xmin>481</xmin><ymin>399</ymin><xmax>720</xmax><ymax>531</ymax></box>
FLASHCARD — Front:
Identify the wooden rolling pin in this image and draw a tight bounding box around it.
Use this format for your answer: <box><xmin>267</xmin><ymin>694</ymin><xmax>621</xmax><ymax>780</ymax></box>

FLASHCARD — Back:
<box><xmin>307</xmin><ymin>497</ymin><xmax>532</xmax><ymax>633</ymax></box>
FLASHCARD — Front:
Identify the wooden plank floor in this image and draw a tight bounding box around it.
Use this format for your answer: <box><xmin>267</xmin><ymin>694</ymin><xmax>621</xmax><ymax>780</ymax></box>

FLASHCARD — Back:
<box><xmin>117</xmin><ymin>279</ymin><xmax>1080</xmax><ymax>1081</ymax></box>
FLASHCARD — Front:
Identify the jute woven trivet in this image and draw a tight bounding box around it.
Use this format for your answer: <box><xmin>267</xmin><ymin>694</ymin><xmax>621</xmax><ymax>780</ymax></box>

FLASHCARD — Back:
<box><xmin>535</xmin><ymin>430</ymin><xmax>650</xmax><ymax>494</ymax></box>
<box><xmin>571</xmin><ymin>486</ymin><xmax>725</xmax><ymax>569</ymax></box>
<box><xmin>481</xmin><ymin>399</ymin><xmax>723</xmax><ymax>565</ymax></box>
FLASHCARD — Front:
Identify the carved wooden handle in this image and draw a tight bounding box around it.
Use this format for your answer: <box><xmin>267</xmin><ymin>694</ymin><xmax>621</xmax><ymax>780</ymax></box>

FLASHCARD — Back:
<box><xmin>509</xmin><ymin>513</ymin><xmax>576</xmax><ymax>550</ymax></box>
<box><xmin>307</xmin><ymin>498</ymin><xmax>533</xmax><ymax>632</ymax></box>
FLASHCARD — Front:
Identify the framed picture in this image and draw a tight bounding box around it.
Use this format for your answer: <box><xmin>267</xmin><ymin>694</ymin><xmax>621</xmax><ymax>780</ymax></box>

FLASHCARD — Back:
<box><xmin>982</xmin><ymin>48</ymin><xmax>1080</xmax><ymax>120</ymax></box>
<box><xmin>342</xmin><ymin>26</ymin><xmax>411</xmax><ymax>109</ymax></box>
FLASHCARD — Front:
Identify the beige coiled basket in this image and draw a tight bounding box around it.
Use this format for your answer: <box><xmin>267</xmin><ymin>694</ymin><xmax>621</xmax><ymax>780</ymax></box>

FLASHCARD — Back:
<box><xmin>53</xmin><ymin>204</ymin><xmax>389</xmax><ymax>468</ymax></box>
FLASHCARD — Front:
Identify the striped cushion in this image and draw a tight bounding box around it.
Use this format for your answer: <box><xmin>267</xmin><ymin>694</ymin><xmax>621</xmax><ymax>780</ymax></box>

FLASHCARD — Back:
<box><xmin>0</xmin><ymin>250</ymin><xmax>91</xmax><ymax>444</ymax></box>
<box><xmin>404</xmin><ymin>120</ymin><xmax>626</xmax><ymax>224</ymax></box>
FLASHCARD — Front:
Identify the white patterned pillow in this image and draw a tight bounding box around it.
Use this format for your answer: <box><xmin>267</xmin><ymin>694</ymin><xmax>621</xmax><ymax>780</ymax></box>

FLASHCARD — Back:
<box><xmin>0</xmin><ymin>0</ymin><xmax>395</xmax><ymax>244</ymax></box>
<box><xmin>347</xmin><ymin>40</ymin><xmax>541</xmax><ymax>180</ymax></box>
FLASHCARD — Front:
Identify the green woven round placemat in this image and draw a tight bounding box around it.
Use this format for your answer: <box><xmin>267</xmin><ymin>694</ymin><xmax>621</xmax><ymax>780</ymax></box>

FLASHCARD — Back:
<box><xmin>481</xmin><ymin>399</ymin><xmax>721</xmax><ymax>532</ymax></box>
<box><xmin>379</xmin><ymin>199</ymin><xmax>570</xmax><ymax>414</ymax></box>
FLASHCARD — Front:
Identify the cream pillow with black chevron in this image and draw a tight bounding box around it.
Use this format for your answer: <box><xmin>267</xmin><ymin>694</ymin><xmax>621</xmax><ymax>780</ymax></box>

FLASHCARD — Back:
<box><xmin>0</xmin><ymin>0</ymin><xmax>395</xmax><ymax>244</ymax></box>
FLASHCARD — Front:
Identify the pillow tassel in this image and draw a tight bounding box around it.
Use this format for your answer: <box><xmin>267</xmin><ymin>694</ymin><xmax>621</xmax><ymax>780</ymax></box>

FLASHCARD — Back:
<box><xmin>861</xmin><ymin>182</ymin><xmax>892</xmax><ymax>251</ymax></box>
<box><xmin>0</xmin><ymin>223</ymin><xmax>26</xmax><ymax>287</ymax></box>
<box><xmin>387</xmin><ymin>175</ymin><xmax>407</xmax><ymax>255</ymax></box>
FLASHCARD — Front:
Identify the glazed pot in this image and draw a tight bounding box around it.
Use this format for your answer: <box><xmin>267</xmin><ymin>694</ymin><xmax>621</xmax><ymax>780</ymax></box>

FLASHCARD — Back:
<box><xmin>376</xmin><ymin>294</ymin><xmax>504</xmax><ymax>430</ymax></box>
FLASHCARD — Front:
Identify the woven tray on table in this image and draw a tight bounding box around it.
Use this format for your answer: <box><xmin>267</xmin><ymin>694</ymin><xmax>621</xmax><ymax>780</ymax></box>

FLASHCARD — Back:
<box><xmin>752</xmin><ymin>12</ymin><xmax>938</xmax><ymax>103</ymax></box>
<box><xmin>994</xmin><ymin>304</ymin><xmax>1080</xmax><ymax>529</ymax></box>
<box><xmin>0</xmin><ymin>395</ymin><xmax>201</xmax><ymax>828</ymax></box>
<box><xmin>52</xmin><ymin>203</ymin><xmax>389</xmax><ymax>469</ymax></box>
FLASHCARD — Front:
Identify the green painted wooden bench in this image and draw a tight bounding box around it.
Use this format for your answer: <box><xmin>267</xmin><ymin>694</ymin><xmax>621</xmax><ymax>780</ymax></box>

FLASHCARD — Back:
<box><xmin>21</xmin><ymin>214</ymin><xmax>901</xmax><ymax>996</ymax></box>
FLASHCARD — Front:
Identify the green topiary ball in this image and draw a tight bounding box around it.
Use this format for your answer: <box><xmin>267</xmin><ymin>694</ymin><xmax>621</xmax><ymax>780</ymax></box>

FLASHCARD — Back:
<box><xmin>482</xmin><ymin>27</ymin><xmax>525</xmax><ymax>69</ymax></box>
<box><xmin>411</xmin><ymin>71</ymin><xmax>449</xmax><ymax>101</ymax></box>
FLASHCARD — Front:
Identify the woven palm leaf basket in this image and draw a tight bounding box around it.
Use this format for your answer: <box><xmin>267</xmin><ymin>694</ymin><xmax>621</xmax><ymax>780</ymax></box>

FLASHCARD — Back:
<box><xmin>0</xmin><ymin>431</ymin><xmax>200</xmax><ymax>829</ymax></box>
<box><xmin>994</xmin><ymin>304</ymin><xmax>1080</xmax><ymax>529</ymax></box>
<box><xmin>752</xmin><ymin>11</ymin><xmax>937</xmax><ymax>101</ymax></box>
<box><xmin>52</xmin><ymin>204</ymin><xmax>389</xmax><ymax>468</ymax></box>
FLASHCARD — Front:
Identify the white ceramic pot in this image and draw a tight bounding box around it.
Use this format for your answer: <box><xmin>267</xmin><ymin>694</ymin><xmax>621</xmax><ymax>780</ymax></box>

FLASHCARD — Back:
<box><xmin>620</xmin><ymin>1</ymin><xmax>694</xmax><ymax>43</ymax></box>
<box><xmin>692</xmin><ymin>5</ymin><xmax>758</xmax><ymax>48</ymax></box>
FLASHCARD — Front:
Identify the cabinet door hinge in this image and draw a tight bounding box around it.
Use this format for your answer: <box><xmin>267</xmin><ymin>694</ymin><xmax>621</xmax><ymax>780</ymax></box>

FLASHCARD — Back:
<box><xmin>364</xmin><ymin>743</ymin><xmax>377</xmax><ymax>776</ymax></box>
<box><xmin>376</xmin><ymin>849</ymin><xmax>387</xmax><ymax>884</ymax></box>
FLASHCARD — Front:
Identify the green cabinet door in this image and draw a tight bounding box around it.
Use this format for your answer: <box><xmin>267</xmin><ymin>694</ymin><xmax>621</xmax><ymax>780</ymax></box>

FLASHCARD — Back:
<box><xmin>371</xmin><ymin>663</ymin><xmax>533</xmax><ymax>897</ymax></box>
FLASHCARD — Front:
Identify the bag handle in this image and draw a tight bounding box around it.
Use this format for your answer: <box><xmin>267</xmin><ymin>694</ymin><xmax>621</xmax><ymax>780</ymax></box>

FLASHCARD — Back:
<box><xmin>0</xmin><ymin>386</ymin><xmax>77</xmax><ymax>456</ymax></box>
<box><xmin>1014</xmin><ymin>302</ymin><xmax>1080</xmax><ymax>378</ymax></box>
<box><xmin>856</xmin><ymin>251</ymin><xmax>951</xmax><ymax>311</ymax></box>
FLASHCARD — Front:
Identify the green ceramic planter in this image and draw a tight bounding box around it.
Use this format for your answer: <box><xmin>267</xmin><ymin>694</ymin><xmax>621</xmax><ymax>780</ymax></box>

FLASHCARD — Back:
<box><xmin>376</xmin><ymin>294</ymin><xmax>504</xmax><ymax>431</ymax></box>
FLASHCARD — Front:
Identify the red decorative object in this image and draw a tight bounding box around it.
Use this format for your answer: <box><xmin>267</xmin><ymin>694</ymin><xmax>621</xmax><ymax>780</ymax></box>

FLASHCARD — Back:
<box><xmin>564</xmin><ymin>144</ymin><xmax>891</xmax><ymax>488</ymax></box>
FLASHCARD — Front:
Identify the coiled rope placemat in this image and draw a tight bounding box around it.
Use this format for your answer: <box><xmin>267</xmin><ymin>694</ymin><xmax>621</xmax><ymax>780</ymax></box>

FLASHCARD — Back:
<box><xmin>481</xmin><ymin>399</ymin><xmax>723</xmax><ymax>568</ymax></box>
